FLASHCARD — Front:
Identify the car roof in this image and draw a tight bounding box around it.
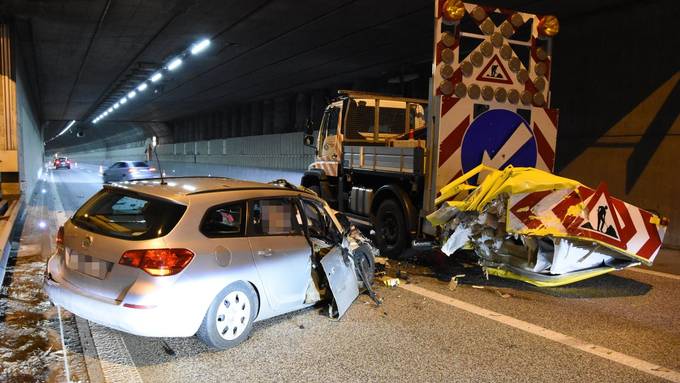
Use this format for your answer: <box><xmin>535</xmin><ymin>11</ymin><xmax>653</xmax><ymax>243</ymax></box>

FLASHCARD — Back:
<box><xmin>105</xmin><ymin>177</ymin><xmax>314</xmax><ymax>204</ymax></box>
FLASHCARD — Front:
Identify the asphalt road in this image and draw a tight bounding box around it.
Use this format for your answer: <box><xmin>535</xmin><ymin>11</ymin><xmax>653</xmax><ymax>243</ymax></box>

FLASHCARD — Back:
<box><xmin>37</xmin><ymin>164</ymin><xmax>680</xmax><ymax>382</ymax></box>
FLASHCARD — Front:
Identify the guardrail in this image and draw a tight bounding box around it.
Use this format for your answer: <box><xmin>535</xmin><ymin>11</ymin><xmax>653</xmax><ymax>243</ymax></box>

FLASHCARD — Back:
<box><xmin>0</xmin><ymin>199</ymin><xmax>22</xmax><ymax>287</ymax></box>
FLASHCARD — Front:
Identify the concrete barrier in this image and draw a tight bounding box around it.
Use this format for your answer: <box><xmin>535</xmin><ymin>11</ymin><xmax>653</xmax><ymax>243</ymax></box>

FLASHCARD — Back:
<box><xmin>63</xmin><ymin>132</ymin><xmax>315</xmax><ymax>172</ymax></box>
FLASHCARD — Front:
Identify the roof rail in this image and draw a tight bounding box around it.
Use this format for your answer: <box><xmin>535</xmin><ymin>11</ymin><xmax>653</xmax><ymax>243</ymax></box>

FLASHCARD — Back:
<box><xmin>337</xmin><ymin>89</ymin><xmax>427</xmax><ymax>104</ymax></box>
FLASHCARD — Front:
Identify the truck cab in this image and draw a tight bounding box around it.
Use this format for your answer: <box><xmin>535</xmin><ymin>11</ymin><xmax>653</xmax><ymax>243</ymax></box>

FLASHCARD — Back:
<box><xmin>302</xmin><ymin>91</ymin><xmax>428</xmax><ymax>257</ymax></box>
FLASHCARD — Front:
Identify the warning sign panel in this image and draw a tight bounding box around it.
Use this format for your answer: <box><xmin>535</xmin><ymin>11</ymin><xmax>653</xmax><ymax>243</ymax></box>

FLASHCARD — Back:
<box><xmin>476</xmin><ymin>55</ymin><xmax>513</xmax><ymax>84</ymax></box>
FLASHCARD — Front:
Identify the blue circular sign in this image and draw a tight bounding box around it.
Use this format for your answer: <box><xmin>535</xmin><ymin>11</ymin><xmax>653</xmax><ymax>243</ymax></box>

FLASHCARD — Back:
<box><xmin>461</xmin><ymin>109</ymin><xmax>537</xmax><ymax>173</ymax></box>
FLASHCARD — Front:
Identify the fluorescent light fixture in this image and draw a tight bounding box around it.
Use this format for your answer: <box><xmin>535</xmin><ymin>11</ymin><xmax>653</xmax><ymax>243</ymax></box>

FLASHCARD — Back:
<box><xmin>113</xmin><ymin>102</ymin><xmax>120</xmax><ymax>109</ymax></box>
<box><xmin>190</xmin><ymin>38</ymin><xmax>211</xmax><ymax>55</ymax></box>
<box><xmin>150</xmin><ymin>72</ymin><xmax>163</xmax><ymax>82</ymax></box>
<box><xmin>108</xmin><ymin>107</ymin><xmax>113</xmax><ymax>113</ymax></box>
<box><xmin>58</xmin><ymin>120</ymin><xmax>76</xmax><ymax>137</ymax></box>
<box><xmin>167</xmin><ymin>57</ymin><xmax>182</xmax><ymax>71</ymax></box>
<box><xmin>137</xmin><ymin>82</ymin><xmax>148</xmax><ymax>91</ymax></box>
<box><xmin>128</xmin><ymin>90</ymin><xmax>136</xmax><ymax>98</ymax></box>
<box><xmin>120</xmin><ymin>97</ymin><xmax>127</xmax><ymax>104</ymax></box>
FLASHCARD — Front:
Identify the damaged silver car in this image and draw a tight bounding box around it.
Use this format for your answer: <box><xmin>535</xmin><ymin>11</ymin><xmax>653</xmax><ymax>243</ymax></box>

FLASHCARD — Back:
<box><xmin>44</xmin><ymin>177</ymin><xmax>377</xmax><ymax>349</ymax></box>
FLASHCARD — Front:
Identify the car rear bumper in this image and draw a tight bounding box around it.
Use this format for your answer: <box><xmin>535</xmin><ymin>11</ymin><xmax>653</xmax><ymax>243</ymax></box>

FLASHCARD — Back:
<box><xmin>44</xmin><ymin>255</ymin><xmax>204</xmax><ymax>337</ymax></box>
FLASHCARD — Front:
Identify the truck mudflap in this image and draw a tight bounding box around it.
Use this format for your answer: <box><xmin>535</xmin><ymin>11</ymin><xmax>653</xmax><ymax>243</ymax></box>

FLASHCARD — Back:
<box><xmin>428</xmin><ymin>165</ymin><xmax>669</xmax><ymax>287</ymax></box>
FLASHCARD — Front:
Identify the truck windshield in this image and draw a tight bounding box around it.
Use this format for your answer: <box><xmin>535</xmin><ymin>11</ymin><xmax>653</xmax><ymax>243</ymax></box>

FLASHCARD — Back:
<box><xmin>318</xmin><ymin>106</ymin><xmax>339</xmax><ymax>152</ymax></box>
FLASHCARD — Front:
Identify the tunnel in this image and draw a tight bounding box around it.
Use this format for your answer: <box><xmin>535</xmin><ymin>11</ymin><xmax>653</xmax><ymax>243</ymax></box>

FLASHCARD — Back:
<box><xmin>0</xmin><ymin>0</ymin><xmax>678</xmax><ymax>382</ymax></box>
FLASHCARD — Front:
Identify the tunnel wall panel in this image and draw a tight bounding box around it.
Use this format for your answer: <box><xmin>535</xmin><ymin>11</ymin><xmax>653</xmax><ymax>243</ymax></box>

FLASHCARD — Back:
<box><xmin>15</xmin><ymin>39</ymin><xmax>43</xmax><ymax>198</ymax></box>
<box><xmin>63</xmin><ymin>132</ymin><xmax>315</xmax><ymax>173</ymax></box>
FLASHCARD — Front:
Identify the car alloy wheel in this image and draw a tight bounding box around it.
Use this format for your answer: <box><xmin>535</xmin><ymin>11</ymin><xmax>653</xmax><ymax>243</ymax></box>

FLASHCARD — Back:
<box><xmin>196</xmin><ymin>281</ymin><xmax>258</xmax><ymax>349</ymax></box>
<box><xmin>215</xmin><ymin>291</ymin><xmax>251</xmax><ymax>341</ymax></box>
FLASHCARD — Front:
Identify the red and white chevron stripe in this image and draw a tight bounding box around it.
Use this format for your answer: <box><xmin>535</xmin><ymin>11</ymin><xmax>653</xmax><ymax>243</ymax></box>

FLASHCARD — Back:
<box><xmin>508</xmin><ymin>183</ymin><xmax>667</xmax><ymax>263</ymax></box>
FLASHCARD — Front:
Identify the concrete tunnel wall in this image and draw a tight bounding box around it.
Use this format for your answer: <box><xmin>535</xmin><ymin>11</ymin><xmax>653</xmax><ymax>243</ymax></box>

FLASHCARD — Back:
<box><xmin>551</xmin><ymin>1</ymin><xmax>679</xmax><ymax>248</ymax></box>
<box><xmin>62</xmin><ymin>131</ymin><xmax>315</xmax><ymax>171</ymax></box>
<box><xmin>15</xmin><ymin>49</ymin><xmax>43</xmax><ymax>198</ymax></box>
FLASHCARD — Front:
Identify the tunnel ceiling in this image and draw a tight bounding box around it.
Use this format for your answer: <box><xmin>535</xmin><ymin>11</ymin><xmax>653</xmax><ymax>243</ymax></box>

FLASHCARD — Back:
<box><xmin>3</xmin><ymin>0</ymin><xmax>635</xmax><ymax>148</ymax></box>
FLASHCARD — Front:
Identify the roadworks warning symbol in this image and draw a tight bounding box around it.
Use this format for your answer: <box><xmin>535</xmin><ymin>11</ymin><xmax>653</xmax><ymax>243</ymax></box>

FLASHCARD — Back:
<box><xmin>577</xmin><ymin>183</ymin><xmax>622</xmax><ymax>241</ymax></box>
<box><xmin>476</xmin><ymin>55</ymin><xmax>513</xmax><ymax>84</ymax></box>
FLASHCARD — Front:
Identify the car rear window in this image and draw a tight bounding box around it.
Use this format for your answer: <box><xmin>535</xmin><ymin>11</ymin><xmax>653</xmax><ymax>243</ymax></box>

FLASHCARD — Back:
<box><xmin>72</xmin><ymin>189</ymin><xmax>186</xmax><ymax>240</ymax></box>
<box><xmin>132</xmin><ymin>161</ymin><xmax>148</xmax><ymax>167</ymax></box>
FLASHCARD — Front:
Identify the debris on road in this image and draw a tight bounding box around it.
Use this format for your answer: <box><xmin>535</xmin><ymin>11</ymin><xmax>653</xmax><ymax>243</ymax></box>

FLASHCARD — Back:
<box><xmin>429</xmin><ymin>165</ymin><xmax>669</xmax><ymax>287</ymax></box>
<box><xmin>377</xmin><ymin>276</ymin><xmax>401</xmax><ymax>288</ymax></box>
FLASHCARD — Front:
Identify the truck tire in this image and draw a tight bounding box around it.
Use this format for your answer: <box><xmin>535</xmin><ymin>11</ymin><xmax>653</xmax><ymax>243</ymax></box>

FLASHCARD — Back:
<box><xmin>374</xmin><ymin>199</ymin><xmax>408</xmax><ymax>259</ymax></box>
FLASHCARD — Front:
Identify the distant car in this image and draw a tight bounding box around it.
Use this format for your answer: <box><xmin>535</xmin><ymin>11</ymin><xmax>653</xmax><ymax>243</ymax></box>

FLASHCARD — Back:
<box><xmin>102</xmin><ymin>161</ymin><xmax>156</xmax><ymax>183</ymax></box>
<box><xmin>44</xmin><ymin>177</ymin><xmax>377</xmax><ymax>349</ymax></box>
<box><xmin>54</xmin><ymin>157</ymin><xmax>70</xmax><ymax>169</ymax></box>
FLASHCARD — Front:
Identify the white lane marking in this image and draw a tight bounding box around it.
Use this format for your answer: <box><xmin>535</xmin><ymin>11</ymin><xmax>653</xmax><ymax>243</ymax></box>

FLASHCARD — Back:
<box><xmin>400</xmin><ymin>284</ymin><xmax>680</xmax><ymax>382</ymax></box>
<box><xmin>89</xmin><ymin>323</ymin><xmax>144</xmax><ymax>383</ymax></box>
<box><xmin>57</xmin><ymin>306</ymin><xmax>72</xmax><ymax>382</ymax></box>
<box><xmin>626</xmin><ymin>267</ymin><xmax>680</xmax><ymax>281</ymax></box>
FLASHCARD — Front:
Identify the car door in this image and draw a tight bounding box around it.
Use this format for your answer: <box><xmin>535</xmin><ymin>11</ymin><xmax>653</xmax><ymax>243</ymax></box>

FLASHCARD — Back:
<box><xmin>104</xmin><ymin>162</ymin><xmax>122</xmax><ymax>181</ymax></box>
<box><xmin>299</xmin><ymin>198</ymin><xmax>359</xmax><ymax>318</ymax></box>
<box><xmin>247</xmin><ymin>197</ymin><xmax>312</xmax><ymax>313</ymax></box>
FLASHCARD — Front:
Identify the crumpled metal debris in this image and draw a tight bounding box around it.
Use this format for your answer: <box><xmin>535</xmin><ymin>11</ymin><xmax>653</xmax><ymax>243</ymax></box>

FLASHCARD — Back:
<box><xmin>429</xmin><ymin>165</ymin><xmax>669</xmax><ymax>287</ymax></box>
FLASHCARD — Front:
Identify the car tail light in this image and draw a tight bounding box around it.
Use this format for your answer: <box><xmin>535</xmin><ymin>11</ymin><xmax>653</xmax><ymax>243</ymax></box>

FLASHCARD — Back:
<box><xmin>56</xmin><ymin>226</ymin><xmax>65</xmax><ymax>255</ymax></box>
<box><xmin>119</xmin><ymin>249</ymin><xmax>194</xmax><ymax>276</ymax></box>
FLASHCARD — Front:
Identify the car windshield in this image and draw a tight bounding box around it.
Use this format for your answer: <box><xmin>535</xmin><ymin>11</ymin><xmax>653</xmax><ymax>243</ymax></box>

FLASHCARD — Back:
<box><xmin>132</xmin><ymin>161</ymin><xmax>148</xmax><ymax>168</ymax></box>
<box><xmin>72</xmin><ymin>189</ymin><xmax>186</xmax><ymax>240</ymax></box>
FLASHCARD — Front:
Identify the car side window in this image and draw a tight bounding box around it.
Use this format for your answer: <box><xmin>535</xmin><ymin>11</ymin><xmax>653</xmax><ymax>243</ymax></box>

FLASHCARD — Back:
<box><xmin>200</xmin><ymin>202</ymin><xmax>245</xmax><ymax>237</ymax></box>
<box><xmin>248</xmin><ymin>198</ymin><xmax>303</xmax><ymax>236</ymax></box>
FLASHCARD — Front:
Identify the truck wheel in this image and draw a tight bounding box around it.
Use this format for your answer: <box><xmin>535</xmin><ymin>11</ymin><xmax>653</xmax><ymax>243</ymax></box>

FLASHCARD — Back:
<box><xmin>374</xmin><ymin>199</ymin><xmax>408</xmax><ymax>259</ymax></box>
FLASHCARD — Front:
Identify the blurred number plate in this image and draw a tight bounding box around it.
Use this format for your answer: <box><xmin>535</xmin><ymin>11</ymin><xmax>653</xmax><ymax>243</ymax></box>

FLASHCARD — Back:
<box><xmin>65</xmin><ymin>248</ymin><xmax>112</xmax><ymax>280</ymax></box>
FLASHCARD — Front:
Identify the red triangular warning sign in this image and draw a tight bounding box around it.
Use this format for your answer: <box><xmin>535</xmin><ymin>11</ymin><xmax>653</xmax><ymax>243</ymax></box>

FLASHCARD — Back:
<box><xmin>567</xmin><ymin>182</ymin><xmax>627</xmax><ymax>248</ymax></box>
<box><xmin>476</xmin><ymin>55</ymin><xmax>513</xmax><ymax>84</ymax></box>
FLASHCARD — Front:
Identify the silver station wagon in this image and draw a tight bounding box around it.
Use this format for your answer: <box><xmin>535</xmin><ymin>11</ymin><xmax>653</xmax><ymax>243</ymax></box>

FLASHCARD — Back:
<box><xmin>45</xmin><ymin>177</ymin><xmax>377</xmax><ymax>349</ymax></box>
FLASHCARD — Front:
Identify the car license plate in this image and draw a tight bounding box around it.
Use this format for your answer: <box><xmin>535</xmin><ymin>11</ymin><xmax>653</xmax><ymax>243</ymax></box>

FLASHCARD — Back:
<box><xmin>65</xmin><ymin>249</ymin><xmax>112</xmax><ymax>279</ymax></box>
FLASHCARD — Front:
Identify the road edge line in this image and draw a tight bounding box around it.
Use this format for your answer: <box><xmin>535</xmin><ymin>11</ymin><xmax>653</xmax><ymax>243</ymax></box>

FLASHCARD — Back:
<box><xmin>626</xmin><ymin>268</ymin><xmax>680</xmax><ymax>281</ymax></box>
<box><xmin>49</xmin><ymin>171</ymin><xmax>143</xmax><ymax>383</ymax></box>
<box><xmin>400</xmin><ymin>283</ymin><xmax>680</xmax><ymax>383</ymax></box>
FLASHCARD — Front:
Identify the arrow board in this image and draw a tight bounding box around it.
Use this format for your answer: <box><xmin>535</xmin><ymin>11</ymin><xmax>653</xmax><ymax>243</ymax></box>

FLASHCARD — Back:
<box><xmin>461</xmin><ymin>108</ymin><xmax>537</xmax><ymax>180</ymax></box>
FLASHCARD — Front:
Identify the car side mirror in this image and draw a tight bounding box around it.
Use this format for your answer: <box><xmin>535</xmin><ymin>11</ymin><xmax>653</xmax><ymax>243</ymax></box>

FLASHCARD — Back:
<box><xmin>303</xmin><ymin>135</ymin><xmax>314</xmax><ymax>147</ymax></box>
<box><xmin>304</xmin><ymin>118</ymin><xmax>314</xmax><ymax>136</ymax></box>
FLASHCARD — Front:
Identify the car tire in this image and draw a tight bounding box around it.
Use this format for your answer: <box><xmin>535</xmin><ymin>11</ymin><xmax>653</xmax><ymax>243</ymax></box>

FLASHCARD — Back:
<box><xmin>374</xmin><ymin>199</ymin><xmax>408</xmax><ymax>259</ymax></box>
<box><xmin>196</xmin><ymin>281</ymin><xmax>259</xmax><ymax>349</ymax></box>
<box><xmin>353</xmin><ymin>243</ymin><xmax>375</xmax><ymax>289</ymax></box>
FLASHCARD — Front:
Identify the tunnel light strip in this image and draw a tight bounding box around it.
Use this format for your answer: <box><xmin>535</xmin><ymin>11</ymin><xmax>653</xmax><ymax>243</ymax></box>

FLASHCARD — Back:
<box><xmin>190</xmin><ymin>38</ymin><xmax>211</xmax><ymax>55</ymax></box>
<box><xmin>57</xmin><ymin>120</ymin><xmax>76</xmax><ymax>137</ymax></box>
<box><xmin>167</xmin><ymin>57</ymin><xmax>183</xmax><ymax>71</ymax></box>
<box><xmin>87</xmin><ymin>37</ymin><xmax>211</xmax><ymax>125</ymax></box>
